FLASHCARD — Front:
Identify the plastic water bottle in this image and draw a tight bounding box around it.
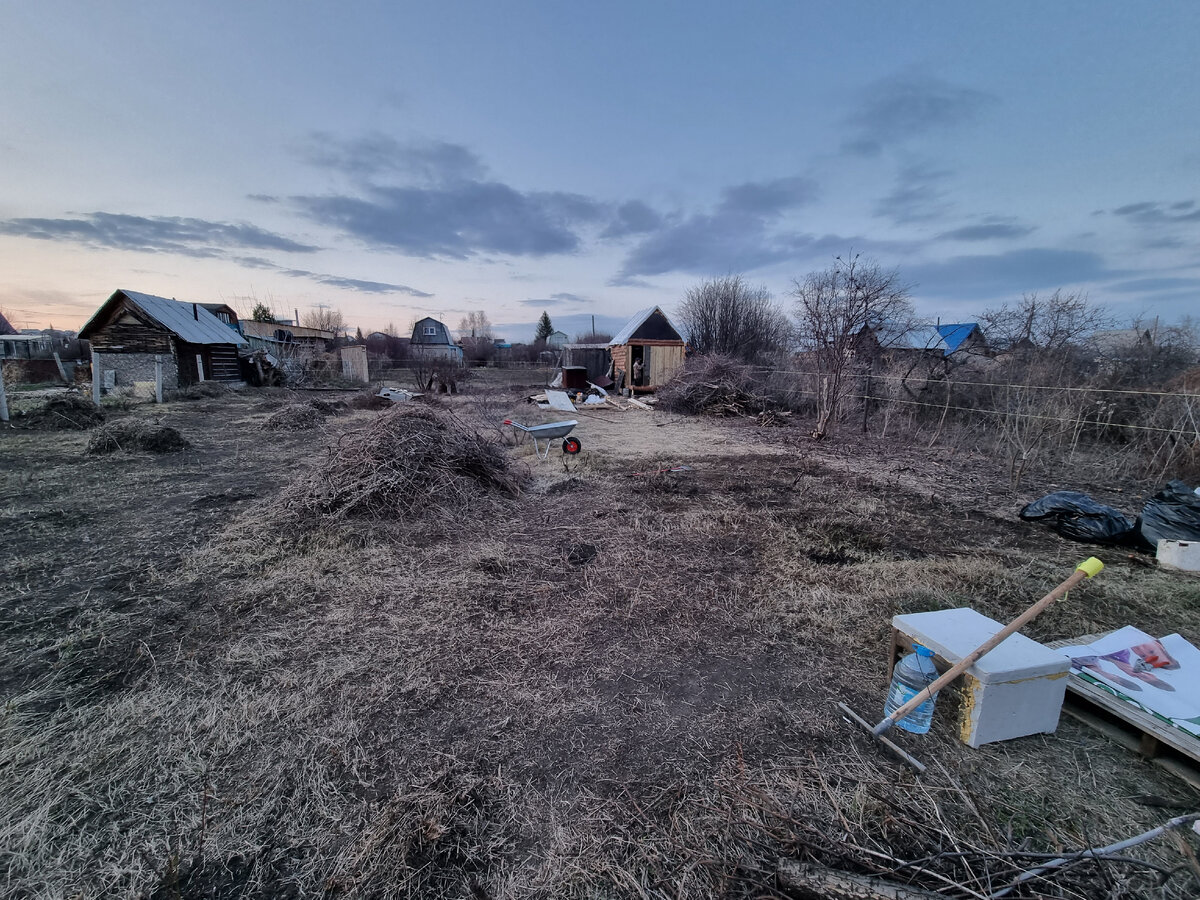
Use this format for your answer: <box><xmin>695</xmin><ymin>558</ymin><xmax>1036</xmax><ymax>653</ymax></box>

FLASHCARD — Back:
<box><xmin>883</xmin><ymin>644</ymin><xmax>940</xmax><ymax>734</ymax></box>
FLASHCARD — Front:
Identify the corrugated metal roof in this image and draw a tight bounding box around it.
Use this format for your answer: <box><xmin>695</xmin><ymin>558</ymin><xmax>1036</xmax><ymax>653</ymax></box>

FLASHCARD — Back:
<box><xmin>118</xmin><ymin>290</ymin><xmax>247</xmax><ymax>345</ymax></box>
<box><xmin>609</xmin><ymin>306</ymin><xmax>684</xmax><ymax>346</ymax></box>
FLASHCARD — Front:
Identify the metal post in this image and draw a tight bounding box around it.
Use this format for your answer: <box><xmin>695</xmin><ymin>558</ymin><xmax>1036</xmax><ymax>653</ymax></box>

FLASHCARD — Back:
<box><xmin>155</xmin><ymin>355</ymin><xmax>164</xmax><ymax>403</ymax></box>
<box><xmin>0</xmin><ymin>363</ymin><xmax>10</xmax><ymax>422</ymax></box>
<box><xmin>92</xmin><ymin>349</ymin><xmax>101</xmax><ymax>405</ymax></box>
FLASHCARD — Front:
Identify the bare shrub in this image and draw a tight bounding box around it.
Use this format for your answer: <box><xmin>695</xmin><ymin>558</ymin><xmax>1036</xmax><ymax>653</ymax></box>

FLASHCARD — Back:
<box><xmin>281</xmin><ymin>406</ymin><xmax>523</xmax><ymax>521</ymax></box>
<box><xmin>678</xmin><ymin>274</ymin><xmax>791</xmax><ymax>362</ymax></box>
<box><xmin>86</xmin><ymin>421</ymin><xmax>190</xmax><ymax>453</ymax></box>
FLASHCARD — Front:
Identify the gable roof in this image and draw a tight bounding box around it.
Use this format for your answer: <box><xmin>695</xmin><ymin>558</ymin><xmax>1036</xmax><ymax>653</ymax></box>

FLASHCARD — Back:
<box><xmin>609</xmin><ymin>306</ymin><xmax>684</xmax><ymax>345</ymax></box>
<box><xmin>0</xmin><ymin>311</ymin><xmax>16</xmax><ymax>335</ymax></box>
<box><xmin>81</xmin><ymin>290</ymin><xmax>247</xmax><ymax>345</ymax></box>
<box><xmin>936</xmin><ymin>323</ymin><xmax>981</xmax><ymax>354</ymax></box>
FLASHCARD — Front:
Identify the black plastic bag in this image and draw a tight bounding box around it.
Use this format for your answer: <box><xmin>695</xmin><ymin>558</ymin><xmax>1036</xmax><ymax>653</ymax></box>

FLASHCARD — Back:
<box><xmin>1019</xmin><ymin>491</ymin><xmax>1138</xmax><ymax>544</ymax></box>
<box><xmin>1139</xmin><ymin>480</ymin><xmax>1200</xmax><ymax>547</ymax></box>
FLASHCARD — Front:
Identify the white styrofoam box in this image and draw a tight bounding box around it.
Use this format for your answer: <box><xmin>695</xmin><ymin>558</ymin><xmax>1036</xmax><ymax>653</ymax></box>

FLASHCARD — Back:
<box><xmin>1157</xmin><ymin>540</ymin><xmax>1200</xmax><ymax>572</ymax></box>
<box><xmin>892</xmin><ymin>607</ymin><xmax>1070</xmax><ymax>748</ymax></box>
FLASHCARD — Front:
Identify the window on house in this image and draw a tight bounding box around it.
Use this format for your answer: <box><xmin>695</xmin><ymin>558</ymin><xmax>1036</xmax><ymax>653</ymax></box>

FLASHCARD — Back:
<box><xmin>424</xmin><ymin>326</ymin><xmax>437</xmax><ymax>336</ymax></box>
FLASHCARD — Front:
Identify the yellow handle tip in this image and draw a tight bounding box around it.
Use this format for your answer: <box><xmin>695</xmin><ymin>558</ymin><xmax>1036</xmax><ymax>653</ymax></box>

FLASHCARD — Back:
<box><xmin>1077</xmin><ymin>557</ymin><xmax>1104</xmax><ymax>578</ymax></box>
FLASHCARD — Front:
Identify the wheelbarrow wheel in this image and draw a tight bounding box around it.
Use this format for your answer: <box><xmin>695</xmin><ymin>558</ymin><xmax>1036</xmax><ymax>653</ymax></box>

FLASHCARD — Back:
<box><xmin>562</xmin><ymin>436</ymin><xmax>582</xmax><ymax>455</ymax></box>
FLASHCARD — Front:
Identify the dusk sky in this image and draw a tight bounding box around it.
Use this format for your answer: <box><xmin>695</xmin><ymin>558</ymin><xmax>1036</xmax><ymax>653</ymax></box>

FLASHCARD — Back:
<box><xmin>2</xmin><ymin>2</ymin><xmax>1198</xmax><ymax>341</ymax></box>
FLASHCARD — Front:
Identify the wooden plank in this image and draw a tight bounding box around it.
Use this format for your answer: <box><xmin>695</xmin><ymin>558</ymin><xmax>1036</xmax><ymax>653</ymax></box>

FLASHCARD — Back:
<box><xmin>1060</xmin><ymin>700</ymin><xmax>1200</xmax><ymax>792</ymax></box>
<box><xmin>1061</xmin><ymin>674</ymin><xmax>1200</xmax><ymax>761</ymax></box>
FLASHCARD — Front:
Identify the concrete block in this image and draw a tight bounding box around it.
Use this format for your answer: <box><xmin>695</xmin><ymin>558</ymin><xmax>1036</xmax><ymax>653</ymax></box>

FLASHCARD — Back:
<box><xmin>893</xmin><ymin>607</ymin><xmax>1070</xmax><ymax>748</ymax></box>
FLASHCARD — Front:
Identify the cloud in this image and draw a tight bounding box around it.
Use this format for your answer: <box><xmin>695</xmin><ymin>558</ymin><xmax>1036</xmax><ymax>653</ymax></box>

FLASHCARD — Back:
<box><xmin>616</xmin><ymin>175</ymin><xmax>821</xmax><ymax>278</ymax></box>
<box><xmin>294</xmin><ymin>182</ymin><xmax>603</xmax><ymax>259</ymax></box>
<box><xmin>718</xmin><ymin>176</ymin><xmax>817</xmax><ymax>215</ymax></box>
<box><xmin>617</xmin><ymin>211</ymin><xmax>790</xmax><ymax>278</ymax></box>
<box><xmin>844</xmin><ymin>72</ymin><xmax>996</xmax><ymax>154</ymax></box>
<box><xmin>1107</xmin><ymin>276</ymin><xmax>1200</xmax><ymax>294</ymax></box>
<box><xmin>551</xmin><ymin>292</ymin><xmax>585</xmax><ymax>303</ymax></box>
<box><xmin>519</xmin><ymin>296</ymin><xmax>570</xmax><ymax>307</ymax></box>
<box><xmin>600</xmin><ymin>200</ymin><xmax>663</xmax><ymax>239</ymax></box>
<box><xmin>874</xmin><ymin>162</ymin><xmax>953</xmax><ymax>224</ymax></box>
<box><xmin>1111</xmin><ymin>200</ymin><xmax>1200</xmax><ymax>226</ymax></box>
<box><xmin>303</xmin><ymin>133</ymin><xmax>486</xmax><ymax>183</ymax></box>
<box><xmin>231</xmin><ymin>255</ymin><xmax>433</xmax><ymax>296</ymax></box>
<box><xmin>937</xmin><ymin>219</ymin><xmax>1037</xmax><ymax>241</ymax></box>
<box><xmin>0</xmin><ymin>212</ymin><xmax>318</xmax><ymax>255</ymax></box>
<box><xmin>906</xmin><ymin>248</ymin><xmax>1116</xmax><ymax>299</ymax></box>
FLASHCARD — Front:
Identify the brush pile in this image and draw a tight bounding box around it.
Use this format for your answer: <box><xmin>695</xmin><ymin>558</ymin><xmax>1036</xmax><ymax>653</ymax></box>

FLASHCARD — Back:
<box><xmin>16</xmin><ymin>394</ymin><xmax>106</xmax><ymax>430</ymax></box>
<box><xmin>282</xmin><ymin>406</ymin><xmax>522</xmax><ymax>520</ymax></box>
<box><xmin>657</xmin><ymin>354</ymin><xmax>776</xmax><ymax>418</ymax></box>
<box><xmin>86</xmin><ymin>420</ymin><xmax>190</xmax><ymax>453</ymax></box>
<box><xmin>262</xmin><ymin>402</ymin><xmax>328</xmax><ymax>431</ymax></box>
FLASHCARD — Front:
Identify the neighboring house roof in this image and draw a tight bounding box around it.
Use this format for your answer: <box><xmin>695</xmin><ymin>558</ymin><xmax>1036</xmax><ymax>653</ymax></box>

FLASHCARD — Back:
<box><xmin>609</xmin><ymin>306</ymin><xmax>684</xmax><ymax>345</ymax></box>
<box><xmin>936</xmin><ymin>323</ymin><xmax>982</xmax><ymax>354</ymax></box>
<box><xmin>411</xmin><ymin>316</ymin><xmax>453</xmax><ymax>344</ymax></box>
<box><xmin>865</xmin><ymin>321</ymin><xmax>982</xmax><ymax>356</ymax></box>
<box><xmin>0</xmin><ymin>312</ymin><xmax>16</xmax><ymax>335</ymax></box>
<box><xmin>241</xmin><ymin>319</ymin><xmax>334</xmax><ymax>341</ymax></box>
<box><xmin>81</xmin><ymin>289</ymin><xmax>247</xmax><ymax>345</ymax></box>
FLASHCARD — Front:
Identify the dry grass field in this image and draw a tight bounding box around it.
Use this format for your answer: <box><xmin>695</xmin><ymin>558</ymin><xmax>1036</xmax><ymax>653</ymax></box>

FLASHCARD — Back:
<box><xmin>2</xmin><ymin>372</ymin><xmax>1199</xmax><ymax>899</ymax></box>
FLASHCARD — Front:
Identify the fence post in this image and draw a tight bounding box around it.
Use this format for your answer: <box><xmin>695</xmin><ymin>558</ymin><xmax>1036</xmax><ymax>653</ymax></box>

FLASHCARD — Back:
<box><xmin>155</xmin><ymin>355</ymin><xmax>164</xmax><ymax>403</ymax></box>
<box><xmin>0</xmin><ymin>363</ymin><xmax>9</xmax><ymax>423</ymax></box>
<box><xmin>53</xmin><ymin>352</ymin><xmax>68</xmax><ymax>383</ymax></box>
<box><xmin>92</xmin><ymin>349</ymin><xmax>102</xmax><ymax>405</ymax></box>
<box><xmin>196</xmin><ymin>354</ymin><xmax>205</xmax><ymax>382</ymax></box>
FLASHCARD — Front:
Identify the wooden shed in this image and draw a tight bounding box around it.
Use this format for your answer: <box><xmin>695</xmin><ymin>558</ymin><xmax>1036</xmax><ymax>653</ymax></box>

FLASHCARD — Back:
<box><xmin>79</xmin><ymin>289</ymin><xmax>246</xmax><ymax>389</ymax></box>
<box><xmin>609</xmin><ymin>306</ymin><xmax>686</xmax><ymax>393</ymax></box>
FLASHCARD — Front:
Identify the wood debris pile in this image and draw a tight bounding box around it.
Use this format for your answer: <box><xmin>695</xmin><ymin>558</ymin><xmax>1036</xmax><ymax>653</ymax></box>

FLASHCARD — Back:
<box><xmin>657</xmin><ymin>354</ymin><xmax>781</xmax><ymax>420</ymax></box>
<box><xmin>13</xmin><ymin>394</ymin><xmax>105</xmax><ymax>430</ymax></box>
<box><xmin>283</xmin><ymin>406</ymin><xmax>523</xmax><ymax>521</ymax></box>
<box><xmin>85</xmin><ymin>420</ymin><xmax>190</xmax><ymax>454</ymax></box>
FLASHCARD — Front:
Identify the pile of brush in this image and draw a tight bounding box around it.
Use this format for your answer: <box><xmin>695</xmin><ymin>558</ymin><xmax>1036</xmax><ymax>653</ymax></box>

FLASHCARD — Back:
<box><xmin>657</xmin><ymin>355</ymin><xmax>775</xmax><ymax>418</ymax></box>
<box><xmin>86</xmin><ymin>420</ymin><xmax>190</xmax><ymax>453</ymax></box>
<box><xmin>262</xmin><ymin>402</ymin><xmax>329</xmax><ymax>432</ymax></box>
<box><xmin>15</xmin><ymin>394</ymin><xmax>106</xmax><ymax>430</ymax></box>
<box><xmin>282</xmin><ymin>406</ymin><xmax>522</xmax><ymax>521</ymax></box>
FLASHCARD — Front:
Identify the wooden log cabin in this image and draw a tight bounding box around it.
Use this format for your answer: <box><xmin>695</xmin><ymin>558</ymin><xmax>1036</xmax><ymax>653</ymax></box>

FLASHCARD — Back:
<box><xmin>608</xmin><ymin>306</ymin><xmax>687</xmax><ymax>393</ymax></box>
<box><xmin>79</xmin><ymin>289</ymin><xmax>247</xmax><ymax>390</ymax></box>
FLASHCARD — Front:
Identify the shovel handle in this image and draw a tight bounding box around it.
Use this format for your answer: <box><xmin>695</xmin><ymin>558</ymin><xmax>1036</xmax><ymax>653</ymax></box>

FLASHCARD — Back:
<box><xmin>873</xmin><ymin>558</ymin><xmax>1103</xmax><ymax>736</ymax></box>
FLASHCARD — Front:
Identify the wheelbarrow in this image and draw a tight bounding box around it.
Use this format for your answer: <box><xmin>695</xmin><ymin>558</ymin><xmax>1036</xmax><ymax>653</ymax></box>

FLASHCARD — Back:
<box><xmin>503</xmin><ymin>419</ymin><xmax>582</xmax><ymax>460</ymax></box>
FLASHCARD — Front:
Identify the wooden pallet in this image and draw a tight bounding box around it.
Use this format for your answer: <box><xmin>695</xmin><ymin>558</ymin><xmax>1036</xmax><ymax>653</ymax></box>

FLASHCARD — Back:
<box><xmin>1048</xmin><ymin>637</ymin><xmax>1200</xmax><ymax>792</ymax></box>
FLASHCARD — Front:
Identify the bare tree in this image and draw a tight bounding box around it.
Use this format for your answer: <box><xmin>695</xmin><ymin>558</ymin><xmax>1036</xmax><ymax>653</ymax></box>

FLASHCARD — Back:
<box><xmin>980</xmin><ymin>289</ymin><xmax>1114</xmax><ymax>353</ymax></box>
<box><xmin>678</xmin><ymin>275</ymin><xmax>790</xmax><ymax>363</ymax></box>
<box><xmin>574</xmin><ymin>331</ymin><xmax>612</xmax><ymax>343</ymax></box>
<box><xmin>457</xmin><ymin>310</ymin><xmax>495</xmax><ymax>363</ymax></box>
<box><xmin>302</xmin><ymin>305</ymin><xmax>347</xmax><ymax>338</ymax></box>
<box><xmin>791</xmin><ymin>254</ymin><xmax>914</xmax><ymax>438</ymax></box>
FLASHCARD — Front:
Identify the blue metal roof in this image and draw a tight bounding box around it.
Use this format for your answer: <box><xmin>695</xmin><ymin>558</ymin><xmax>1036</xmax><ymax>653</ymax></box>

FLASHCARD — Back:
<box><xmin>936</xmin><ymin>323</ymin><xmax>979</xmax><ymax>354</ymax></box>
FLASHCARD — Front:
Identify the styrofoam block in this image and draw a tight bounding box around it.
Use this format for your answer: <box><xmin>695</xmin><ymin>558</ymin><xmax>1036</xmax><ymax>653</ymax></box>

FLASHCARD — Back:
<box><xmin>893</xmin><ymin>607</ymin><xmax>1070</xmax><ymax>747</ymax></box>
<box><xmin>1157</xmin><ymin>540</ymin><xmax>1200</xmax><ymax>572</ymax></box>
